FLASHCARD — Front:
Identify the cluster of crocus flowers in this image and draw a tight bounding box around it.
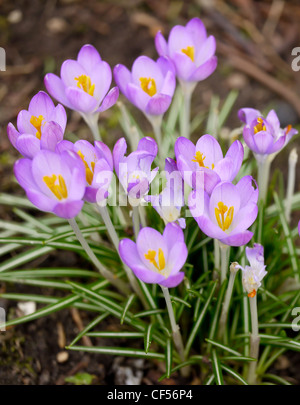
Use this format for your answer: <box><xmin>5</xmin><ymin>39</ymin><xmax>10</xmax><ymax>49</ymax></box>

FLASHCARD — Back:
<box><xmin>7</xmin><ymin>91</ymin><xmax>66</xmax><ymax>159</ymax></box>
<box><xmin>119</xmin><ymin>222</ymin><xmax>187</xmax><ymax>288</ymax></box>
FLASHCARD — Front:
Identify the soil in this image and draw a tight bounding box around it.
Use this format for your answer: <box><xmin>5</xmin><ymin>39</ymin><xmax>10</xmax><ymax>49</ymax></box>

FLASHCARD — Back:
<box><xmin>0</xmin><ymin>0</ymin><xmax>300</xmax><ymax>385</ymax></box>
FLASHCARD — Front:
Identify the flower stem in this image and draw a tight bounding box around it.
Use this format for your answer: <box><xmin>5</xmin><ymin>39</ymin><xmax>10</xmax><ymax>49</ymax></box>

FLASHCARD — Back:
<box><xmin>218</xmin><ymin>262</ymin><xmax>239</xmax><ymax>339</ymax></box>
<box><xmin>132</xmin><ymin>205</ymin><xmax>140</xmax><ymax>240</ymax></box>
<box><xmin>161</xmin><ymin>286</ymin><xmax>190</xmax><ymax>377</ymax></box>
<box><xmin>285</xmin><ymin>148</ymin><xmax>298</xmax><ymax>223</ymax></box>
<box><xmin>149</xmin><ymin>115</ymin><xmax>164</xmax><ymax>168</ymax></box>
<box><xmin>248</xmin><ymin>294</ymin><xmax>260</xmax><ymax>385</ymax></box>
<box><xmin>219</xmin><ymin>242</ymin><xmax>230</xmax><ymax>284</ymax></box>
<box><xmin>97</xmin><ymin>205</ymin><xmax>147</xmax><ymax>307</ymax></box>
<box><xmin>68</xmin><ymin>217</ymin><xmax>129</xmax><ymax>294</ymax></box>
<box><xmin>214</xmin><ymin>239</ymin><xmax>220</xmax><ymax>271</ymax></box>
<box><xmin>179</xmin><ymin>81</ymin><xmax>196</xmax><ymax>139</ymax></box>
<box><xmin>82</xmin><ymin>113</ymin><xmax>101</xmax><ymax>141</ymax></box>
<box><xmin>257</xmin><ymin>156</ymin><xmax>271</xmax><ymax>205</ymax></box>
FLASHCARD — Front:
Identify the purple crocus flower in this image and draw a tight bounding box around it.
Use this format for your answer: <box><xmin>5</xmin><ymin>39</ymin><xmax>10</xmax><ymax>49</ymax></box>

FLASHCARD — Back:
<box><xmin>189</xmin><ymin>176</ymin><xmax>258</xmax><ymax>246</ymax></box>
<box><xmin>175</xmin><ymin>135</ymin><xmax>244</xmax><ymax>194</ymax></box>
<box><xmin>155</xmin><ymin>17</ymin><xmax>217</xmax><ymax>84</ymax></box>
<box><xmin>238</xmin><ymin>243</ymin><xmax>267</xmax><ymax>297</ymax></box>
<box><xmin>7</xmin><ymin>91</ymin><xmax>66</xmax><ymax>159</ymax></box>
<box><xmin>44</xmin><ymin>44</ymin><xmax>119</xmax><ymax>116</ymax></box>
<box><xmin>114</xmin><ymin>55</ymin><xmax>176</xmax><ymax>117</ymax></box>
<box><xmin>238</xmin><ymin>108</ymin><xmax>298</xmax><ymax>158</ymax></box>
<box><xmin>14</xmin><ymin>150</ymin><xmax>86</xmax><ymax>219</ymax></box>
<box><xmin>113</xmin><ymin>137</ymin><xmax>158</xmax><ymax>201</ymax></box>
<box><xmin>55</xmin><ymin>139</ymin><xmax>113</xmax><ymax>203</ymax></box>
<box><xmin>119</xmin><ymin>222</ymin><xmax>187</xmax><ymax>287</ymax></box>
<box><xmin>145</xmin><ymin>158</ymin><xmax>186</xmax><ymax>228</ymax></box>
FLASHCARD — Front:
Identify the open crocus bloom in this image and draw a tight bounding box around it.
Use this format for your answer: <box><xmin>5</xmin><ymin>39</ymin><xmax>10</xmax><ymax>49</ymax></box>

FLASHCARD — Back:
<box><xmin>119</xmin><ymin>223</ymin><xmax>187</xmax><ymax>287</ymax></box>
<box><xmin>155</xmin><ymin>17</ymin><xmax>217</xmax><ymax>84</ymax></box>
<box><xmin>189</xmin><ymin>177</ymin><xmax>258</xmax><ymax>246</ymax></box>
<box><xmin>238</xmin><ymin>108</ymin><xmax>298</xmax><ymax>158</ymax></box>
<box><xmin>55</xmin><ymin>139</ymin><xmax>113</xmax><ymax>203</ymax></box>
<box><xmin>44</xmin><ymin>44</ymin><xmax>119</xmax><ymax>115</ymax></box>
<box><xmin>238</xmin><ymin>244</ymin><xmax>267</xmax><ymax>298</ymax></box>
<box><xmin>114</xmin><ymin>55</ymin><xmax>176</xmax><ymax>117</ymax></box>
<box><xmin>113</xmin><ymin>137</ymin><xmax>158</xmax><ymax>202</ymax></box>
<box><xmin>14</xmin><ymin>150</ymin><xmax>86</xmax><ymax>218</ymax></box>
<box><xmin>7</xmin><ymin>91</ymin><xmax>66</xmax><ymax>159</ymax></box>
<box><xmin>145</xmin><ymin>158</ymin><xmax>186</xmax><ymax>228</ymax></box>
<box><xmin>175</xmin><ymin>135</ymin><xmax>244</xmax><ymax>194</ymax></box>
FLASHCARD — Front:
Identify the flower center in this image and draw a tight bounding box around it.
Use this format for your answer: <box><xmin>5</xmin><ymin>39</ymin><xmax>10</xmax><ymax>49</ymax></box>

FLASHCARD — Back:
<box><xmin>254</xmin><ymin>117</ymin><xmax>266</xmax><ymax>134</ymax></box>
<box><xmin>30</xmin><ymin>115</ymin><xmax>45</xmax><ymax>140</ymax></box>
<box><xmin>75</xmin><ymin>74</ymin><xmax>95</xmax><ymax>96</ymax></box>
<box><xmin>192</xmin><ymin>151</ymin><xmax>214</xmax><ymax>169</ymax></box>
<box><xmin>285</xmin><ymin>124</ymin><xmax>292</xmax><ymax>134</ymax></box>
<box><xmin>139</xmin><ymin>77</ymin><xmax>157</xmax><ymax>97</ymax></box>
<box><xmin>77</xmin><ymin>150</ymin><xmax>95</xmax><ymax>185</ymax></box>
<box><xmin>248</xmin><ymin>289</ymin><xmax>256</xmax><ymax>298</ymax></box>
<box><xmin>215</xmin><ymin>201</ymin><xmax>234</xmax><ymax>231</ymax></box>
<box><xmin>43</xmin><ymin>174</ymin><xmax>68</xmax><ymax>200</ymax></box>
<box><xmin>144</xmin><ymin>248</ymin><xmax>165</xmax><ymax>271</ymax></box>
<box><xmin>181</xmin><ymin>45</ymin><xmax>195</xmax><ymax>62</ymax></box>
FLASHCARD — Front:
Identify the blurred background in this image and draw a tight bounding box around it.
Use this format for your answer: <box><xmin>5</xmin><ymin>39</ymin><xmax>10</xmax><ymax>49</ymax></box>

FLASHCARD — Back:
<box><xmin>0</xmin><ymin>0</ymin><xmax>300</xmax><ymax>385</ymax></box>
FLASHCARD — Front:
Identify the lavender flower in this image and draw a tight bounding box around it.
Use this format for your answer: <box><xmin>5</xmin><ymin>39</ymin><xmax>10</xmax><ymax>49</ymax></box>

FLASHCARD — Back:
<box><xmin>44</xmin><ymin>44</ymin><xmax>119</xmax><ymax>115</ymax></box>
<box><xmin>175</xmin><ymin>135</ymin><xmax>244</xmax><ymax>194</ymax></box>
<box><xmin>189</xmin><ymin>177</ymin><xmax>258</xmax><ymax>246</ymax></box>
<box><xmin>113</xmin><ymin>137</ymin><xmax>158</xmax><ymax>202</ymax></box>
<box><xmin>7</xmin><ymin>91</ymin><xmax>66</xmax><ymax>158</ymax></box>
<box><xmin>14</xmin><ymin>150</ymin><xmax>86</xmax><ymax>218</ymax></box>
<box><xmin>239</xmin><ymin>244</ymin><xmax>267</xmax><ymax>297</ymax></box>
<box><xmin>114</xmin><ymin>55</ymin><xmax>176</xmax><ymax>117</ymax></box>
<box><xmin>119</xmin><ymin>222</ymin><xmax>187</xmax><ymax>287</ymax></box>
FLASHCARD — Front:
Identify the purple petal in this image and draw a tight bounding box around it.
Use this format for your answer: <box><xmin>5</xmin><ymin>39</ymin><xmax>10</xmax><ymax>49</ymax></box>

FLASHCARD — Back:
<box><xmin>156</xmin><ymin>56</ymin><xmax>176</xmax><ymax>77</ymax></box>
<box><xmin>16</xmin><ymin>134</ymin><xmax>40</xmax><ymax>159</ymax></box>
<box><xmin>268</xmin><ymin>135</ymin><xmax>285</xmax><ymax>154</ymax></box>
<box><xmin>175</xmin><ymin>136</ymin><xmax>197</xmax><ymax>183</ymax></box>
<box><xmin>195</xmin><ymin>134</ymin><xmax>223</xmax><ymax>167</ymax></box>
<box><xmin>220</xmin><ymin>231</ymin><xmax>254</xmax><ymax>247</ymax></box>
<box><xmin>97</xmin><ymin>86</ymin><xmax>119</xmax><ymax>113</ymax></box>
<box><xmin>65</xmin><ymin>87</ymin><xmax>98</xmax><ymax>113</ymax></box>
<box><xmin>136</xmin><ymin>227</ymin><xmax>168</xmax><ymax>269</ymax></box>
<box><xmin>160</xmin><ymin>70</ymin><xmax>176</xmax><ymax>98</ymax></box>
<box><xmin>94</xmin><ymin>141</ymin><xmax>113</xmax><ymax>170</ymax></box>
<box><xmin>238</xmin><ymin>108</ymin><xmax>261</xmax><ymax>125</ymax></box>
<box><xmin>61</xmin><ymin>59</ymin><xmax>85</xmax><ymax>87</ymax></box>
<box><xmin>145</xmin><ymin>93</ymin><xmax>172</xmax><ymax>116</ymax></box>
<box><xmin>172</xmin><ymin>51</ymin><xmax>195</xmax><ymax>81</ymax></box>
<box><xmin>50</xmin><ymin>104</ymin><xmax>67</xmax><ymax>133</ymax></box>
<box><xmin>77</xmin><ymin>44</ymin><xmax>102</xmax><ymax>72</ymax></box>
<box><xmin>231</xmin><ymin>203</ymin><xmax>258</xmax><ymax>234</ymax></box>
<box><xmin>26</xmin><ymin>188</ymin><xmax>57</xmax><ymax>212</ymax></box>
<box><xmin>155</xmin><ymin>31</ymin><xmax>168</xmax><ymax>56</ymax></box>
<box><xmin>243</xmin><ymin>126</ymin><xmax>259</xmax><ymax>153</ymax></box>
<box><xmin>266</xmin><ymin>109</ymin><xmax>280</xmax><ymax>133</ymax></box>
<box><xmin>195</xmin><ymin>36</ymin><xmax>216</xmax><ymax>65</ymax></box>
<box><xmin>213</xmin><ymin>157</ymin><xmax>235</xmax><ymax>182</ymax></box>
<box><xmin>246</xmin><ymin>243</ymin><xmax>264</xmax><ymax>268</ymax></box>
<box><xmin>168</xmin><ymin>26</ymin><xmax>194</xmax><ymax>59</ymax></box>
<box><xmin>131</xmin><ymin>56</ymin><xmax>164</xmax><ymax>90</ymax></box>
<box><xmin>53</xmin><ymin>200</ymin><xmax>84</xmax><ymax>219</ymax></box>
<box><xmin>7</xmin><ymin>123</ymin><xmax>19</xmax><ymax>148</ymax></box>
<box><xmin>168</xmin><ymin>241</ymin><xmax>188</xmax><ymax>274</ymax></box>
<box><xmin>164</xmin><ymin>157</ymin><xmax>177</xmax><ymax>174</ymax></box>
<box><xmin>137</xmin><ymin>137</ymin><xmax>158</xmax><ymax>156</ymax></box>
<box><xmin>163</xmin><ymin>222</ymin><xmax>185</xmax><ymax>252</ymax></box>
<box><xmin>113</xmin><ymin>137</ymin><xmax>127</xmax><ymax>176</ymax></box>
<box><xmin>186</xmin><ymin>17</ymin><xmax>207</xmax><ymax>45</ymax></box>
<box><xmin>89</xmin><ymin>61</ymin><xmax>112</xmax><ymax>104</ymax></box>
<box><xmin>225</xmin><ymin>140</ymin><xmax>244</xmax><ymax>179</ymax></box>
<box><xmin>189</xmin><ymin>56</ymin><xmax>217</xmax><ymax>82</ymax></box>
<box><xmin>209</xmin><ymin>182</ymin><xmax>240</xmax><ymax>226</ymax></box>
<box><xmin>40</xmin><ymin>122</ymin><xmax>64</xmax><ymax>151</ymax></box>
<box><xmin>253</xmin><ymin>131</ymin><xmax>274</xmax><ymax>154</ymax></box>
<box><xmin>159</xmin><ymin>272</ymin><xmax>184</xmax><ymax>288</ymax></box>
<box><xmin>14</xmin><ymin>158</ymin><xmax>38</xmax><ymax>191</ymax></box>
<box><xmin>44</xmin><ymin>73</ymin><xmax>73</xmax><ymax>109</ymax></box>
<box><xmin>17</xmin><ymin>110</ymin><xmax>36</xmax><ymax>135</ymax></box>
<box><xmin>55</xmin><ymin>140</ymin><xmax>74</xmax><ymax>154</ymax></box>
<box><xmin>236</xmin><ymin>176</ymin><xmax>258</xmax><ymax>207</ymax></box>
<box><xmin>28</xmin><ymin>91</ymin><xmax>55</xmax><ymax>118</ymax></box>
<box><xmin>127</xmin><ymin>83</ymin><xmax>149</xmax><ymax>113</ymax></box>
<box><xmin>113</xmin><ymin>64</ymin><xmax>132</xmax><ymax>98</ymax></box>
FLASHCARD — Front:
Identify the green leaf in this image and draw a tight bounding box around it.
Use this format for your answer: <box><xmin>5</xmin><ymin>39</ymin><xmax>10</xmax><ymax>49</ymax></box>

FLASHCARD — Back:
<box><xmin>144</xmin><ymin>323</ymin><xmax>154</xmax><ymax>354</ymax></box>
<box><xmin>211</xmin><ymin>349</ymin><xmax>224</xmax><ymax>385</ymax></box>
<box><xmin>65</xmin><ymin>373</ymin><xmax>95</xmax><ymax>385</ymax></box>
<box><xmin>205</xmin><ymin>338</ymin><xmax>243</xmax><ymax>357</ymax></box>
<box><xmin>69</xmin><ymin>313</ymin><xmax>109</xmax><ymax>347</ymax></box>
<box><xmin>121</xmin><ymin>294</ymin><xmax>136</xmax><ymax>325</ymax></box>
<box><xmin>165</xmin><ymin>338</ymin><xmax>172</xmax><ymax>378</ymax></box>
<box><xmin>221</xmin><ymin>364</ymin><xmax>248</xmax><ymax>385</ymax></box>
<box><xmin>66</xmin><ymin>345</ymin><xmax>165</xmax><ymax>360</ymax></box>
<box><xmin>0</xmin><ymin>246</ymin><xmax>54</xmax><ymax>273</ymax></box>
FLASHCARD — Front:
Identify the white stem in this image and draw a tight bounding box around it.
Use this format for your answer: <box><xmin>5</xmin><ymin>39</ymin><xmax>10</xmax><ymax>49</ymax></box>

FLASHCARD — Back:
<box><xmin>218</xmin><ymin>262</ymin><xmax>239</xmax><ymax>338</ymax></box>
<box><xmin>138</xmin><ymin>205</ymin><xmax>147</xmax><ymax>228</ymax></box>
<box><xmin>179</xmin><ymin>81</ymin><xmax>196</xmax><ymax>139</ymax></box>
<box><xmin>149</xmin><ymin>115</ymin><xmax>164</xmax><ymax>168</ymax></box>
<box><xmin>257</xmin><ymin>156</ymin><xmax>271</xmax><ymax>205</ymax></box>
<box><xmin>68</xmin><ymin>218</ymin><xmax>129</xmax><ymax>294</ymax></box>
<box><xmin>82</xmin><ymin>113</ymin><xmax>101</xmax><ymax>141</ymax></box>
<box><xmin>248</xmin><ymin>295</ymin><xmax>260</xmax><ymax>385</ymax></box>
<box><xmin>97</xmin><ymin>205</ymin><xmax>147</xmax><ymax>306</ymax></box>
<box><xmin>219</xmin><ymin>242</ymin><xmax>230</xmax><ymax>284</ymax></box>
<box><xmin>161</xmin><ymin>286</ymin><xmax>189</xmax><ymax>376</ymax></box>
<box><xmin>285</xmin><ymin>148</ymin><xmax>298</xmax><ymax>223</ymax></box>
<box><xmin>132</xmin><ymin>205</ymin><xmax>140</xmax><ymax>240</ymax></box>
<box><xmin>214</xmin><ymin>239</ymin><xmax>220</xmax><ymax>271</ymax></box>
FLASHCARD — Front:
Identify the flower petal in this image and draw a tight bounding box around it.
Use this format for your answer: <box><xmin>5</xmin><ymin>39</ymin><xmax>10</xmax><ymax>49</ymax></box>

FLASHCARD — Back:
<box><xmin>220</xmin><ymin>231</ymin><xmax>254</xmax><ymax>247</ymax></box>
<box><xmin>65</xmin><ymin>86</ymin><xmax>98</xmax><ymax>113</ymax></box>
<box><xmin>7</xmin><ymin>123</ymin><xmax>19</xmax><ymax>148</ymax></box>
<box><xmin>155</xmin><ymin>31</ymin><xmax>168</xmax><ymax>56</ymax></box>
<box><xmin>238</xmin><ymin>108</ymin><xmax>261</xmax><ymax>125</ymax></box>
<box><xmin>28</xmin><ymin>91</ymin><xmax>55</xmax><ymax>118</ymax></box>
<box><xmin>77</xmin><ymin>44</ymin><xmax>102</xmax><ymax>72</ymax></box>
<box><xmin>113</xmin><ymin>64</ymin><xmax>132</xmax><ymax>98</ymax></box>
<box><xmin>97</xmin><ymin>86</ymin><xmax>119</xmax><ymax>113</ymax></box>
<box><xmin>159</xmin><ymin>272</ymin><xmax>184</xmax><ymax>288</ymax></box>
<box><xmin>145</xmin><ymin>93</ymin><xmax>172</xmax><ymax>116</ymax></box>
<box><xmin>53</xmin><ymin>200</ymin><xmax>84</xmax><ymax>219</ymax></box>
<box><xmin>16</xmin><ymin>134</ymin><xmax>40</xmax><ymax>159</ymax></box>
<box><xmin>189</xmin><ymin>56</ymin><xmax>217</xmax><ymax>82</ymax></box>
<box><xmin>44</xmin><ymin>73</ymin><xmax>73</xmax><ymax>109</ymax></box>
<box><xmin>163</xmin><ymin>222</ymin><xmax>185</xmax><ymax>252</ymax></box>
<box><xmin>40</xmin><ymin>122</ymin><xmax>64</xmax><ymax>151</ymax></box>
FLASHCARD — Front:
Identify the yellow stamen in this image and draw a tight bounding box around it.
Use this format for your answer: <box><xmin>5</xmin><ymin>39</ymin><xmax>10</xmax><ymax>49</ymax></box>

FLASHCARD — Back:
<box><xmin>139</xmin><ymin>77</ymin><xmax>157</xmax><ymax>97</ymax></box>
<box><xmin>75</xmin><ymin>74</ymin><xmax>95</xmax><ymax>96</ymax></box>
<box><xmin>192</xmin><ymin>151</ymin><xmax>215</xmax><ymax>170</ymax></box>
<box><xmin>43</xmin><ymin>174</ymin><xmax>68</xmax><ymax>200</ymax></box>
<box><xmin>30</xmin><ymin>115</ymin><xmax>45</xmax><ymax>140</ymax></box>
<box><xmin>181</xmin><ymin>45</ymin><xmax>195</xmax><ymax>62</ymax></box>
<box><xmin>248</xmin><ymin>289</ymin><xmax>256</xmax><ymax>298</ymax></box>
<box><xmin>144</xmin><ymin>248</ymin><xmax>166</xmax><ymax>271</ymax></box>
<box><xmin>215</xmin><ymin>201</ymin><xmax>234</xmax><ymax>231</ymax></box>
<box><xmin>254</xmin><ymin>117</ymin><xmax>266</xmax><ymax>134</ymax></box>
<box><xmin>286</xmin><ymin>124</ymin><xmax>292</xmax><ymax>134</ymax></box>
<box><xmin>77</xmin><ymin>150</ymin><xmax>95</xmax><ymax>185</ymax></box>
